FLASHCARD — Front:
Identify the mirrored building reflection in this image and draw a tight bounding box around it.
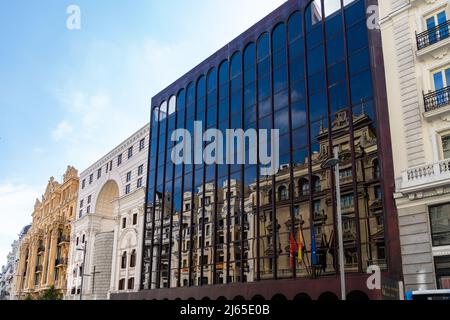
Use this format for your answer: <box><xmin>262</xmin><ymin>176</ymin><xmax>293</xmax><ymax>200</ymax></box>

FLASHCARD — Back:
<box><xmin>119</xmin><ymin>0</ymin><xmax>402</xmax><ymax>300</ymax></box>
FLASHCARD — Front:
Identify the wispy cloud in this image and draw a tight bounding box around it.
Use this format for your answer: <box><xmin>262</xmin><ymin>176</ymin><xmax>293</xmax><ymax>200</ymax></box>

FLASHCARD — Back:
<box><xmin>51</xmin><ymin>121</ymin><xmax>74</xmax><ymax>141</ymax></box>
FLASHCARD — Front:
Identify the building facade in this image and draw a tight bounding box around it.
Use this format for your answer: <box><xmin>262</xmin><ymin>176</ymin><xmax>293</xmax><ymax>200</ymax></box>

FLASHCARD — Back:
<box><xmin>14</xmin><ymin>166</ymin><xmax>79</xmax><ymax>299</ymax></box>
<box><xmin>114</xmin><ymin>0</ymin><xmax>402</xmax><ymax>300</ymax></box>
<box><xmin>66</xmin><ymin>124</ymin><xmax>149</xmax><ymax>300</ymax></box>
<box><xmin>3</xmin><ymin>225</ymin><xmax>32</xmax><ymax>300</ymax></box>
<box><xmin>380</xmin><ymin>0</ymin><xmax>450</xmax><ymax>291</ymax></box>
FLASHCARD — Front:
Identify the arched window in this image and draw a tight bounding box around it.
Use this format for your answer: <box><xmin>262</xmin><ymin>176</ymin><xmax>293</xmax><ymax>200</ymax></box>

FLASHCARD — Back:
<box><xmin>299</xmin><ymin>178</ymin><xmax>309</xmax><ymax>196</ymax></box>
<box><xmin>121</xmin><ymin>252</ymin><xmax>127</xmax><ymax>269</ymax></box>
<box><xmin>278</xmin><ymin>186</ymin><xmax>288</xmax><ymax>201</ymax></box>
<box><xmin>130</xmin><ymin>250</ymin><xmax>136</xmax><ymax>268</ymax></box>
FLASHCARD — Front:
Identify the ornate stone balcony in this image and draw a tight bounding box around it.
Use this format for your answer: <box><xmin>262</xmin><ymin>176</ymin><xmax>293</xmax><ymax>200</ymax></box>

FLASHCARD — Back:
<box><xmin>399</xmin><ymin>159</ymin><xmax>450</xmax><ymax>194</ymax></box>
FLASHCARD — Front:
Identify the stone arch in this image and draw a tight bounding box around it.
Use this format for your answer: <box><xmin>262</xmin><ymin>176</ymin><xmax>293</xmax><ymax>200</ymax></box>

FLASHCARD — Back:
<box><xmin>318</xmin><ymin>291</ymin><xmax>339</xmax><ymax>302</ymax></box>
<box><xmin>95</xmin><ymin>180</ymin><xmax>120</xmax><ymax>217</ymax></box>
<box><xmin>347</xmin><ymin>290</ymin><xmax>369</xmax><ymax>301</ymax></box>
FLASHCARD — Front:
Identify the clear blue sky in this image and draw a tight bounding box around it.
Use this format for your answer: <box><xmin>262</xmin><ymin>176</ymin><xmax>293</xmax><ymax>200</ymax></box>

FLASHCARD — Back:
<box><xmin>0</xmin><ymin>0</ymin><xmax>286</xmax><ymax>266</ymax></box>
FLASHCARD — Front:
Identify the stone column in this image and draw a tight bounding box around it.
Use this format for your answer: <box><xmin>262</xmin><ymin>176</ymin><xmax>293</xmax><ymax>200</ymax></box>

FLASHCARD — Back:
<box><xmin>46</xmin><ymin>229</ymin><xmax>59</xmax><ymax>287</ymax></box>
<box><xmin>27</xmin><ymin>240</ymin><xmax>38</xmax><ymax>291</ymax></box>
<box><xmin>41</xmin><ymin>234</ymin><xmax>50</xmax><ymax>287</ymax></box>
<box><xmin>109</xmin><ymin>214</ymin><xmax>121</xmax><ymax>294</ymax></box>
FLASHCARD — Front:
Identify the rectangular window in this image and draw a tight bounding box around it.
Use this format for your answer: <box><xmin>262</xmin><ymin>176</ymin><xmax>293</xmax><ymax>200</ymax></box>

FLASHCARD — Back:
<box><xmin>86</xmin><ymin>206</ymin><xmax>90</xmax><ymax>214</ymax></box>
<box><xmin>97</xmin><ymin>168</ymin><xmax>101</xmax><ymax>179</ymax></box>
<box><xmin>139</xmin><ymin>138</ymin><xmax>145</xmax><ymax>151</ymax></box>
<box><xmin>133</xmin><ymin>213</ymin><xmax>137</xmax><ymax>225</ymax></box>
<box><xmin>426</xmin><ymin>10</ymin><xmax>449</xmax><ymax>44</ymax></box>
<box><xmin>442</xmin><ymin>135</ymin><xmax>450</xmax><ymax>159</ymax></box>
<box><xmin>122</xmin><ymin>217</ymin><xmax>127</xmax><ymax>229</ymax></box>
<box><xmin>128</xmin><ymin>146</ymin><xmax>133</xmax><ymax>159</ymax></box>
<box><xmin>118</xmin><ymin>154</ymin><xmax>122</xmax><ymax>166</ymax></box>
<box><xmin>82</xmin><ymin>179</ymin><xmax>85</xmax><ymax>189</ymax></box>
<box><xmin>429</xmin><ymin>203</ymin><xmax>450</xmax><ymax>247</ymax></box>
<box><xmin>109</xmin><ymin>161</ymin><xmax>113</xmax><ymax>171</ymax></box>
<box><xmin>137</xmin><ymin>178</ymin><xmax>143</xmax><ymax>188</ymax></box>
<box><xmin>126</xmin><ymin>171</ymin><xmax>132</xmax><ymax>183</ymax></box>
<box><xmin>138</xmin><ymin>165</ymin><xmax>144</xmax><ymax>176</ymax></box>
<box><xmin>87</xmin><ymin>195</ymin><xmax>91</xmax><ymax>204</ymax></box>
<box><xmin>125</xmin><ymin>184</ymin><xmax>131</xmax><ymax>195</ymax></box>
<box><xmin>435</xmin><ymin>256</ymin><xmax>450</xmax><ymax>289</ymax></box>
<box><xmin>80</xmin><ymin>200</ymin><xmax>84</xmax><ymax>208</ymax></box>
<box><xmin>89</xmin><ymin>174</ymin><xmax>93</xmax><ymax>184</ymax></box>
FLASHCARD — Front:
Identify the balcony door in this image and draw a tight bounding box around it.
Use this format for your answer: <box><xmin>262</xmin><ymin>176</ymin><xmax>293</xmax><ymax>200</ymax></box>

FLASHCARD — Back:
<box><xmin>443</xmin><ymin>135</ymin><xmax>450</xmax><ymax>160</ymax></box>
<box><xmin>426</xmin><ymin>10</ymin><xmax>449</xmax><ymax>44</ymax></box>
<box><xmin>433</xmin><ymin>67</ymin><xmax>450</xmax><ymax>106</ymax></box>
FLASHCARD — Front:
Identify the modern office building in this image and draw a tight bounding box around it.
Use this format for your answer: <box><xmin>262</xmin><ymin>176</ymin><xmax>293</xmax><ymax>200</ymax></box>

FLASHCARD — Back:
<box><xmin>14</xmin><ymin>167</ymin><xmax>79</xmax><ymax>299</ymax></box>
<box><xmin>66</xmin><ymin>123</ymin><xmax>149</xmax><ymax>300</ymax></box>
<box><xmin>380</xmin><ymin>0</ymin><xmax>450</xmax><ymax>291</ymax></box>
<box><xmin>114</xmin><ymin>0</ymin><xmax>402</xmax><ymax>300</ymax></box>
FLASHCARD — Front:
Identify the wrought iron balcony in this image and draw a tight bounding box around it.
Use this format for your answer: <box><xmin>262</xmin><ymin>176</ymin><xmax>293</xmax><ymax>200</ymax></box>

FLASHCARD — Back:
<box><xmin>424</xmin><ymin>86</ymin><xmax>450</xmax><ymax>112</ymax></box>
<box><xmin>416</xmin><ymin>20</ymin><xmax>450</xmax><ymax>50</ymax></box>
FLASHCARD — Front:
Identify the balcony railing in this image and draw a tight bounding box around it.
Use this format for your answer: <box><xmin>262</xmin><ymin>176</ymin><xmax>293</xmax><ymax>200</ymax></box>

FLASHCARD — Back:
<box><xmin>35</xmin><ymin>265</ymin><xmax>43</xmax><ymax>273</ymax></box>
<box><xmin>416</xmin><ymin>20</ymin><xmax>450</xmax><ymax>50</ymax></box>
<box><xmin>424</xmin><ymin>86</ymin><xmax>450</xmax><ymax>112</ymax></box>
<box><xmin>401</xmin><ymin>159</ymin><xmax>450</xmax><ymax>190</ymax></box>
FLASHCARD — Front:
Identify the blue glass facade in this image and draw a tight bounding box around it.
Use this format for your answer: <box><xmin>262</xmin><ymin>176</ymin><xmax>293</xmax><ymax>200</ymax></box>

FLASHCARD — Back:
<box><xmin>138</xmin><ymin>0</ymin><xmax>400</xmax><ymax>300</ymax></box>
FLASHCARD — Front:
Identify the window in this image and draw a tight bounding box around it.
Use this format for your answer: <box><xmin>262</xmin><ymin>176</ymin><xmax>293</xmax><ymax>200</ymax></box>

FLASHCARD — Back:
<box><xmin>118</xmin><ymin>154</ymin><xmax>122</xmax><ymax>166</ymax></box>
<box><xmin>97</xmin><ymin>168</ymin><xmax>101</xmax><ymax>179</ymax></box>
<box><xmin>373</xmin><ymin>159</ymin><xmax>381</xmax><ymax>179</ymax></box>
<box><xmin>76</xmin><ymin>237</ymin><xmax>79</xmax><ymax>246</ymax></box>
<box><xmin>300</xmin><ymin>179</ymin><xmax>309</xmax><ymax>196</ymax></box>
<box><xmin>89</xmin><ymin>174</ymin><xmax>93</xmax><ymax>184</ymax></box>
<box><xmin>118</xmin><ymin>279</ymin><xmax>125</xmax><ymax>290</ymax></box>
<box><xmin>130</xmin><ymin>250</ymin><xmax>136</xmax><ymax>268</ymax></box>
<box><xmin>86</xmin><ymin>206</ymin><xmax>90</xmax><ymax>214</ymax></box>
<box><xmin>204</xmin><ymin>196</ymin><xmax>211</xmax><ymax>205</ymax></box>
<box><xmin>109</xmin><ymin>161</ymin><xmax>113</xmax><ymax>171</ymax></box>
<box><xmin>433</xmin><ymin>67</ymin><xmax>450</xmax><ymax>91</ymax></box>
<box><xmin>80</xmin><ymin>200</ymin><xmax>84</xmax><ymax>208</ymax></box>
<box><xmin>185</xmin><ymin>203</ymin><xmax>191</xmax><ymax>211</ymax></box>
<box><xmin>426</xmin><ymin>10</ymin><xmax>448</xmax><ymax>44</ymax></box>
<box><xmin>341</xmin><ymin>195</ymin><xmax>355</xmax><ymax>210</ymax></box>
<box><xmin>122</xmin><ymin>218</ymin><xmax>127</xmax><ymax>229</ymax></box>
<box><xmin>87</xmin><ymin>195</ymin><xmax>91</xmax><ymax>204</ymax></box>
<box><xmin>375</xmin><ymin>186</ymin><xmax>382</xmax><ymax>200</ymax></box>
<box><xmin>121</xmin><ymin>252</ymin><xmax>127</xmax><ymax>269</ymax></box>
<box><xmin>125</xmin><ymin>184</ymin><xmax>131</xmax><ymax>195</ymax></box>
<box><xmin>79</xmin><ymin>266</ymin><xmax>83</xmax><ymax>277</ymax></box>
<box><xmin>82</xmin><ymin>179</ymin><xmax>85</xmax><ymax>189</ymax></box>
<box><xmin>126</xmin><ymin>171</ymin><xmax>132</xmax><ymax>182</ymax></box>
<box><xmin>278</xmin><ymin>186</ymin><xmax>289</xmax><ymax>201</ymax></box>
<box><xmin>339</xmin><ymin>168</ymin><xmax>353</xmax><ymax>180</ymax></box>
<box><xmin>128</xmin><ymin>277</ymin><xmax>135</xmax><ymax>290</ymax></box>
<box><xmin>429</xmin><ymin>203</ymin><xmax>450</xmax><ymax>247</ymax></box>
<box><xmin>133</xmin><ymin>213</ymin><xmax>138</xmax><ymax>225</ymax></box>
<box><xmin>128</xmin><ymin>146</ymin><xmax>133</xmax><ymax>159</ymax></box>
<box><xmin>137</xmin><ymin>177</ymin><xmax>143</xmax><ymax>188</ymax></box>
<box><xmin>435</xmin><ymin>256</ymin><xmax>450</xmax><ymax>289</ymax></box>
<box><xmin>82</xmin><ymin>234</ymin><xmax>85</xmax><ymax>243</ymax></box>
<box><xmin>138</xmin><ymin>165</ymin><xmax>144</xmax><ymax>176</ymax></box>
<box><xmin>312</xmin><ymin>176</ymin><xmax>321</xmax><ymax>193</ymax></box>
<box><xmin>442</xmin><ymin>135</ymin><xmax>450</xmax><ymax>159</ymax></box>
<box><xmin>106</xmin><ymin>163</ymin><xmax>109</xmax><ymax>173</ymax></box>
<box><xmin>139</xmin><ymin>138</ymin><xmax>145</xmax><ymax>151</ymax></box>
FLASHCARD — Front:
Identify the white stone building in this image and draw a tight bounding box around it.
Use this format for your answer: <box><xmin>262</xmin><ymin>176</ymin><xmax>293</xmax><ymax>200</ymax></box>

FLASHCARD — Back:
<box><xmin>66</xmin><ymin>123</ymin><xmax>150</xmax><ymax>300</ymax></box>
<box><xmin>1</xmin><ymin>225</ymin><xmax>31</xmax><ymax>300</ymax></box>
<box><xmin>380</xmin><ymin>0</ymin><xmax>450</xmax><ymax>291</ymax></box>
